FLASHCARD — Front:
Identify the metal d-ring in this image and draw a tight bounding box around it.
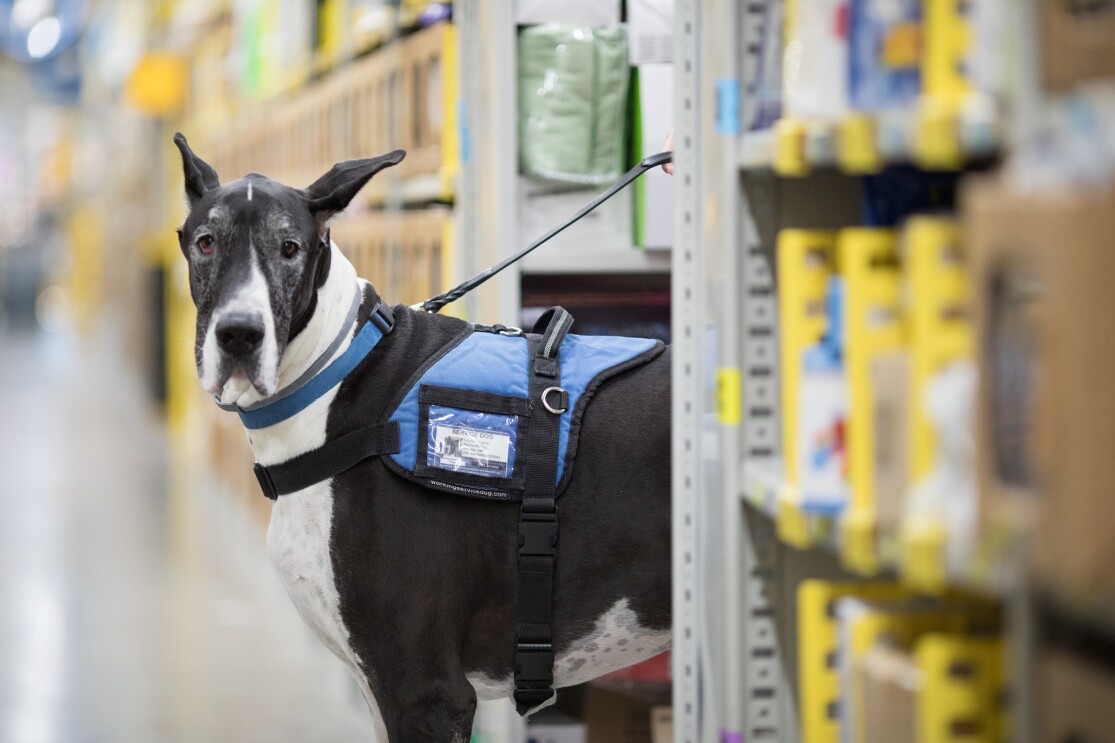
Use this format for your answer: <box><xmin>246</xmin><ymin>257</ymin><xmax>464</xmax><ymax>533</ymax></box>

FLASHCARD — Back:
<box><xmin>541</xmin><ymin>386</ymin><xmax>567</xmax><ymax>415</ymax></box>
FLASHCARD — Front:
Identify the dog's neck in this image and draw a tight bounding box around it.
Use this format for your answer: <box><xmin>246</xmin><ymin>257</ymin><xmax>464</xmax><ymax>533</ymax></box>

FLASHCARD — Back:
<box><xmin>237</xmin><ymin>245</ymin><xmax>368</xmax><ymax>466</ymax></box>
<box><xmin>277</xmin><ymin>243</ymin><xmax>362</xmax><ymax>391</ymax></box>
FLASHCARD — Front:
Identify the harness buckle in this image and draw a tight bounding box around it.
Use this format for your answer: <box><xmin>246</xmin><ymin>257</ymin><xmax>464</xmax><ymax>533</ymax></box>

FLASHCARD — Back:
<box><xmin>253</xmin><ymin>463</ymin><xmax>279</xmax><ymax>501</ymax></box>
<box><xmin>518</xmin><ymin>512</ymin><xmax>558</xmax><ymax>557</ymax></box>
<box><xmin>514</xmin><ymin>644</ymin><xmax>555</xmax><ymax>683</ymax></box>
<box><xmin>369</xmin><ymin>303</ymin><xmax>395</xmax><ymax>334</ymax></box>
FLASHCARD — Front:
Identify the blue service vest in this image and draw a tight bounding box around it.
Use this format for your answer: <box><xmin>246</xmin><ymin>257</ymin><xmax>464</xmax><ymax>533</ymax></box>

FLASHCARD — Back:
<box><xmin>383</xmin><ymin>324</ymin><xmax>663</xmax><ymax>500</ymax></box>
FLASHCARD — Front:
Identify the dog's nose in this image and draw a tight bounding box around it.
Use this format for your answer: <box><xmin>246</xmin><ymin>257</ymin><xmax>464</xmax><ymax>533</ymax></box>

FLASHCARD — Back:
<box><xmin>215</xmin><ymin>313</ymin><xmax>265</xmax><ymax>357</ymax></box>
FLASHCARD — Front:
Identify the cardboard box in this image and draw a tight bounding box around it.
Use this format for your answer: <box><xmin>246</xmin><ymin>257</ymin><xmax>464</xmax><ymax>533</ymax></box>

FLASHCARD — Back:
<box><xmin>963</xmin><ymin>179</ymin><xmax>1046</xmax><ymax>551</ymax></box>
<box><xmin>649</xmin><ymin>706</ymin><xmax>672</xmax><ymax>743</ymax></box>
<box><xmin>1040</xmin><ymin>649</ymin><xmax>1115</xmax><ymax>743</ymax></box>
<box><xmin>1042</xmin><ymin>0</ymin><xmax>1115</xmax><ymax>91</ymax></box>
<box><xmin>859</xmin><ymin>645</ymin><xmax>919</xmax><ymax>743</ymax></box>
<box><xmin>583</xmin><ymin>681</ymin><xmax>668</xmax><ymax>743</ymax></box>
<box><xmin>966</xmin><ymin>180</ymin><xmax>1115</xmax><ymax>597</ymax></box>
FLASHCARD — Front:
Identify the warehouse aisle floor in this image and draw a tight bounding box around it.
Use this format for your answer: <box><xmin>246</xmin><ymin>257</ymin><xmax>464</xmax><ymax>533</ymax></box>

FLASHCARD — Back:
<box><xmin>0</xmin><ymin>328</ymin><xmax>376</xmax><ymax>742</ymax></box>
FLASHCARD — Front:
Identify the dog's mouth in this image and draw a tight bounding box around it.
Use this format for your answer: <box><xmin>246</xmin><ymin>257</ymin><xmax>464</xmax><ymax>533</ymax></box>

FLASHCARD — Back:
<box><xmin>211</xmin><ymin>368</ymin><xmax>275</xmax><ymax>404</ymax></box>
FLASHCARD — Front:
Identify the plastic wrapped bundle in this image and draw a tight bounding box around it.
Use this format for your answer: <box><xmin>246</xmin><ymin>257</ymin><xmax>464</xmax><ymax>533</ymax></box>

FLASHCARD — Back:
<box><xmin>518</xmin><ymin>24</ymin><xmax>629</xmax><ymax>186</ymax></box>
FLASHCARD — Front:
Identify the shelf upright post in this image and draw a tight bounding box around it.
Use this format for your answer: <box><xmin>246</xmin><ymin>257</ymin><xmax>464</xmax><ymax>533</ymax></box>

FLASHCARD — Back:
<box><xmin>457</xmin><ymin>0</ymin><xmax>521</xmax><ymax>326</ymax></box>
<box><xmin>672</xmin><ymin>0</ymin><xmax>704</xmax><ymax>741</ymax></box>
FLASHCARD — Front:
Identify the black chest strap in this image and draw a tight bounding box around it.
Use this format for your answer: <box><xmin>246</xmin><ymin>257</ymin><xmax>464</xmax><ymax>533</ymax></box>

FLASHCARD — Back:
<box><xmin>513</xmin><ymin>307</ymin><xmax>574</xmax><ymax>716</ymax></box>
<box><xmin>253</xmin><ymin>422</ymin><xmax>401</xmax><ymax>500</ymax></box>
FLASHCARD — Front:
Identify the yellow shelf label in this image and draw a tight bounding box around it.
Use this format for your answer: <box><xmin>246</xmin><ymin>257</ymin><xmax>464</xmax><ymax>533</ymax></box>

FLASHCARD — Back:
<box><xmin>716</xmin><ymin>367</ymin><xmax>742</xmax><ymax>426</ymax></box>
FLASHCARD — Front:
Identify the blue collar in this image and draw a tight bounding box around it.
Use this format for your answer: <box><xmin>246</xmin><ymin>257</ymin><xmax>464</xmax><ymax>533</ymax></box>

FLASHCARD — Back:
<box><xmin>215</xmin><ymin>295</ymin><xmax>395</xmax><ymax>430</ymax></box>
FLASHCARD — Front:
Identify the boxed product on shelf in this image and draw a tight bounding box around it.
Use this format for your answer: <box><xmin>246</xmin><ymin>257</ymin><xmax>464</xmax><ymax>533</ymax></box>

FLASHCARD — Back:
<box><xmin>964</xmin><ymin>181</ymin><xmax>1041</xmax><ymax>550</ymax></box>
<box><xmin>628</xmin><ymin>0</ymin><xmax>674</xmax><ymax>64</ymax></box>
<box><xmin>848</xmin><ymin>0</ymin><xmax>923</xmax><ymax>112</ymax></box>
<box><xmin>583</xmin><ymin>680</ymin><xmax>669</xmax><ymax>743</ymax></box>
<box><xmin>519</xmin><ymin>176</ymin><xmax>634</xmax><ymax>252</ymax></box>
<box><xmin>839</xmin><ymin>228</ymin><xmax>904</xmax><ymax>535</ymax></box>
<box><xmin>965</xmin><ymin>181</ymin><xmax>1115</xmax><ymax>597</ymax></box>
<box><xmin>632</xmin><ymin>63</ymin><xmax>674</xmax><ymax>249</ymax></box>
<box><xmin>1041</xmin><ymin>0</ymin><xmax>1115</xmax><ymax>91</ymax></box>
<box><xmin>802</xmin><ymin>580</ymin><xmax>1003</xmax><ymax>743</ymax></box>
<box><xmin>1040</xmin><ymin>648</ymin><xmax>1115</xmax><ymax>742</ymax></box>
<box><xmin>859</xmin><ymin>644</ymin><xmax>918</xmax><ymax>743</ymax></box>
<box><xmin>518</xmin><ymin>24</ymin><xmax>630</xmax><ymax>186</ymax></box>
<box><xmin>777</xmin><ymin>230</ymin><xmax>837</xmax><ymax>493</ymax></box>
<box><xmin>745</xmin><ymin>0</ymin><xmax>783</xmax><ymax>131</ymax></box>
<box><xmin>836</xmin><ymin>595</ymin><xmax>1000</xmax><ymax>743</ymax></box>
<box><xmin>516</xmin><ymin>0</ymin><xmax>621</xmax><ymax>25</ymax></box>
<box><xmin>798</xmin><ymin>581</ymin><xmax>909</xmax><ymax>743</ymax></box>
<box><xmin>902</xmin><ymin>216</ymin><xmax>974</xmax><ymax>567</ymax></box>
<box><xmin>783</xmin><ymin>0</ymin><xmax>851</xmax><ymax>119</ymax></box>
<box><xmin>1030</xmin><ymin>185</ymin><xmax>1115</xmax><ymax>597</ymax></box>
<box><xmin>649</xmin><ymin>706</ymin><xmax>672</xmax><ymax>743</ymax></box>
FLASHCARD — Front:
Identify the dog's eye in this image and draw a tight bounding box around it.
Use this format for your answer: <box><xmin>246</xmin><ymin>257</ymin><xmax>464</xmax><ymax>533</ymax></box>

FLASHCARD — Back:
<box><xmin>197</xmin><ymin>235</ymin><xmax>215</xmax><ymax>255</ymax></box>
<box><xmin>281</xmin><ymin>240</ymin><xmax>300</xmax><ymax>259</ymax></box>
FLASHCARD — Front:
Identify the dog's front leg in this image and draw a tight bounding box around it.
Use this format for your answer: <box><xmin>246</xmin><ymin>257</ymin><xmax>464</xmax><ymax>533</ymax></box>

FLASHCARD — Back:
<box><xmin>368</xmin><ymin>660</ymin><xmax>477</xmax><ymax>742</ymax></box>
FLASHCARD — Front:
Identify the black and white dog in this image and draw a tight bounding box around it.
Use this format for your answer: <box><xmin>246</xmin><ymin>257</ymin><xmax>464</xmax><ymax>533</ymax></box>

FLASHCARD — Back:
<box><xmin>173</xmin><ymin>133</ymin><xmax>671</xmax><ymax>741</ymax></box>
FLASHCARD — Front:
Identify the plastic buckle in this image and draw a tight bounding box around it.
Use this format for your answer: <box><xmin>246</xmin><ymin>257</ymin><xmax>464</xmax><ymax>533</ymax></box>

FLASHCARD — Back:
<box><xmin>253</xmin><ymin>463</ymin><xmax>279</xmax><ymax>501</ymax></box>
<box><xmin>518</xmin><ymin>513</ymin><xmax>558</xmax><ymax>557</ymax></box>
<box><xmin>369</xmin><ymin>303</ymin><xmax>395</xmax><ymax>335</ymax></box>
<box><xmin>515</xmin><ymin>644</ymin><xmax>555</xmax><ymax>683</ymax></box>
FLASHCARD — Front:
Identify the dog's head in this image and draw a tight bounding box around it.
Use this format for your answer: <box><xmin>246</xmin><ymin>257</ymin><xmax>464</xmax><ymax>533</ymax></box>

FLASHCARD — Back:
<box><xmin>173</xmin><ymin>133</ymin><xmax>404</xmax><ymax>401</ymax></box>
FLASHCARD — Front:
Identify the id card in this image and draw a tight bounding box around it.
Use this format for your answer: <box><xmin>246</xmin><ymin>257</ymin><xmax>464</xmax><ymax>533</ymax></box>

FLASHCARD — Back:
<box><xmin>427</xmin><ymin>405</ymin><xmax>518</xmax><ymax>478</ymax></box>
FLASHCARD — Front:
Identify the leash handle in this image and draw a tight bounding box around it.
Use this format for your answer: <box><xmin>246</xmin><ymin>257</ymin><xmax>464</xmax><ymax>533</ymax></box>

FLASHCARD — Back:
<box><xmin>419</xmin><ymin>151</ymin><xmax>674</xmax><ymax>314</ymax></box>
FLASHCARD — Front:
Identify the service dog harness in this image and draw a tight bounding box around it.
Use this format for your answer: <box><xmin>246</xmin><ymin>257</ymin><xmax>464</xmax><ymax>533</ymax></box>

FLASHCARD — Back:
<box><xmin>219</xmin><ymin>300</ymin><xmax>663</xmax><ymax>714</ymax></box>
<box><xmin>215</xmin><ymin>152</ymin><xmax>671</xmax><ymax>715</ymax></box>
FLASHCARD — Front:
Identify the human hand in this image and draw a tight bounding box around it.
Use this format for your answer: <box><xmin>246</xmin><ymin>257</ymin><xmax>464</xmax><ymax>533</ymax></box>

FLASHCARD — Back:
<box><xmin>662</xmin><ymin>129</ymin><xmax>674</xmax><ymax>175</ymax></box>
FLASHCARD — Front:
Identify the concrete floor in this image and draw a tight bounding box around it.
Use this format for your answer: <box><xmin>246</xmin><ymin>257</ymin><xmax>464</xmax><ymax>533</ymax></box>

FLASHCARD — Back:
<box><xmin>0</xmin><ymin>328</ymin><xmax>377</xmax><ymax>742</ymax></box>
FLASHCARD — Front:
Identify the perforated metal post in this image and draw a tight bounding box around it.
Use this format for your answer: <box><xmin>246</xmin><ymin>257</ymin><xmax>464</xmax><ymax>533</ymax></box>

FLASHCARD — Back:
<box><xmin>671</xmin><ymin>0</ymin><xmax>702</xmax><ymax>741</ymax></box>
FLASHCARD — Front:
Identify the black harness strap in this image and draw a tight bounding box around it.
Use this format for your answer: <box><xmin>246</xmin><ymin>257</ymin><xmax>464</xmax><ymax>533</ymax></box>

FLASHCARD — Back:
<box><xmin>253</xmin><ymin>422</ymin><xmax>401</xmax><ymax>500</ymax></box>
<box><xmin>513</xmin><ymin>307</ymin><xmax>573</xmax><ymax>715</ymax></box>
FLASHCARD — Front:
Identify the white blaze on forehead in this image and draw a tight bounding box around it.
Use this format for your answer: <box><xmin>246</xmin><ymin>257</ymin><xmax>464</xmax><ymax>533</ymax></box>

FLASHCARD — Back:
<box><xmin>199</xmin><ymin>238</ymin><xmax>280</xmax><ymax>399</ymax></box>
<box><xmin>247</xmin><ymin>180</ymin><xmax>253</xmax><ymax>202</ymax></box>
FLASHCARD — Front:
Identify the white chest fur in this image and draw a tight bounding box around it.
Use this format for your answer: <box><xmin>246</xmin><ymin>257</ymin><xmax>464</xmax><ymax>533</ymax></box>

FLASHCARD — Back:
<box><xmin>239</xmin><ymin>261</ymin><xmax>389</xmax><ymax>739</ymax></box>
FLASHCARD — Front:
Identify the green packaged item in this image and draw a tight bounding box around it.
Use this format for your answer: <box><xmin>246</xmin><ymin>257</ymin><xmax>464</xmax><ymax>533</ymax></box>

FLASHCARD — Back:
<box><xmin>518</xmin><ymin>24</ymin><xmax>629</xmax><ymax>186</ymax></box>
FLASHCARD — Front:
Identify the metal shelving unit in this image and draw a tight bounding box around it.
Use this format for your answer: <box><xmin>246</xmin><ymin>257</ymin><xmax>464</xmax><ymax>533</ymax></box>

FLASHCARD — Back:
<box><xmin>672</xmin><ymin>2</ymin><xmax>1061</xmax><ymax>742</ymax></box>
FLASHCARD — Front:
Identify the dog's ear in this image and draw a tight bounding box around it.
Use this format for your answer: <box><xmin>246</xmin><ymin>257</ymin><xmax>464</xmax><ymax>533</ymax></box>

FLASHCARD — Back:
<box><xmin>173</xmin><ymin>132</ymin><xmax>220</xmax><ymax>209</ymax></box>
<box><xmin>303</xmin><ymin>150</ymin><xmax>406</xmax><ymax>225</ymax></box>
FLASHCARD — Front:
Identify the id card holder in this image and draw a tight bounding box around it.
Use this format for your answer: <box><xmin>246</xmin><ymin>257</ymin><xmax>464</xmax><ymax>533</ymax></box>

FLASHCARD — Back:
<box><xmin>415</xmin><ymin>385</ymin><xmax>531</xmax><ymax>493</ymax></box>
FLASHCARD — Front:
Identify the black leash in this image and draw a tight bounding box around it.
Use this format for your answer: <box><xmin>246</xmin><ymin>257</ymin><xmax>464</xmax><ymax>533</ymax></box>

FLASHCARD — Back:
<box><xmin>417</xmin><ymin>151</ymin><xmax>673</xmax><ymax>314</ymax></box>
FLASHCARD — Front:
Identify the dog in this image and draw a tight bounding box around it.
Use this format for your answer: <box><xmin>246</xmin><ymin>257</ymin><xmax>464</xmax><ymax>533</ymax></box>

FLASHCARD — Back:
<box><xmin>173</xmin><ymin>133</ymin><xmax>672</xmax><ymax>741</ymax></box>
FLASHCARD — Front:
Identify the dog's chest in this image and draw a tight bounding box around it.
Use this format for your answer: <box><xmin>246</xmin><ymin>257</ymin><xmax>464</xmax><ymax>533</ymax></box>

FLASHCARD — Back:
<box><xmin>266</xmin><ymin>484</ymin><xmax>355</xmax><ymax>661</ymax></box>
